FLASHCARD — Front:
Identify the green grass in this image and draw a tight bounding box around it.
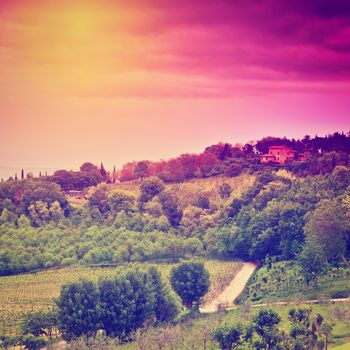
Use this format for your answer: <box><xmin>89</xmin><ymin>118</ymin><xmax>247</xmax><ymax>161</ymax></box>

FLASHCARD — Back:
<box><xmin>331</xmin><ymin>341</ymin><xmax>350</xmax><ymax>349</ymax></box>
<box><xmin>0</xmin><ymin>259</ymin><xmax>242</xmax><ymax>337</ymax></box>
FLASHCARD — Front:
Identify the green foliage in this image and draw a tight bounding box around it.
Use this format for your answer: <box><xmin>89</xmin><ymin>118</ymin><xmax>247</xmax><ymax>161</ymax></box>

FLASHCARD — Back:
<box><xmin>219</xmin><ymin>183</ymin><xmax>232</xmax><ymax>199</ymax></box>
<box><xmin>170</xmin><ymin>261</ymin><xmax>210</xmax><ymax>308</ymax></box>
<box><xmin>304</xmin><ymin>198</ymin><xmax>349</xmax><ymax>262</ymax></box>
<box><xmin>212</xmin><ymin>322</ymin><xmax>244</xmax><ymax>349</ymax></box>
<box><xmin>297</xmin><ymin>236</ymin><xmax>328</xmax><ymax>287</ymax></box>
<box><xmin>88</xmin><ymin>183</ymin><xmax>110</xmax><ymax>214</ymax></box>
<box><xmin>56</xmin><ymin>267</ymin><xmax>179</xmax><ymax>341</ymax></box>
<box><xmin>22</xmin><ymin>309</ymin><xmax>57</xmax><ymax>338</ymax></box>
<box><xmin>148</xmin><ymin>267</ymin><xmax>180</xmax><ymax>323</ymax></box>
<box><xmin>193</xmin><ymin>192</ymin><xmax>210</xmax><ymax>209</ymax></box>
<box><xmin>107</xmin><ymin>191</ymin><xmax>135</xmax><ymax>214</ymax></box>
<box><xmin>21</xmin><ymin>334</ymin><xmax>48</xmax><ymax>350</ymax></box>
<box><xmin>0</xmin><ymin>251</ymin><xmax>14</xmax><ymax>275</ymax></box>
<box><xmin>139</xmin><ymin>176</ymin><xmax>165</xmax><ymax>204</ymax></box>
<box><xmin>252</xmin><ymin>309</ymin><xmax>282</xmax><ymax>349</ymax></box>
<box><xmin>57</xmin><ymin>279</ymin><xmax>101</xmax><ymax>339</ymax></box>
<box><xmin>240</xmin><ymin>260</ymin><xmax>349</xmax><ymax>304</ymax></box>
<box><xmin>0</xmin><ymin>209</ymin><xmax>18</xmax><ymax>225</ymax></box>
<box><xmin>98</xmin><ymin>269</ymin><xmax>155</xmax><ymax>339</ymax></box>
<box><xmin>158</xmin><ymin>191</ymin><xmax>183</xmax><ymax>227</ymax></box>
<box><xmin>50</xmin><ymin>163</ymin><xmax>103</xmax><ymax>191</ymax></box>
<box><xmin>289</xmin><ymin>308</ymin><xmax>333</xmax><ymax>350</ymax></box>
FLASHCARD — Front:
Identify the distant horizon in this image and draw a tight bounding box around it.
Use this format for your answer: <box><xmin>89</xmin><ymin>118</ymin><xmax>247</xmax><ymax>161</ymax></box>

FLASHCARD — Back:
<box><xmin>1</xmin><ymin>129</ymin><xmax>348</xmax><ymax>180</ymax></box>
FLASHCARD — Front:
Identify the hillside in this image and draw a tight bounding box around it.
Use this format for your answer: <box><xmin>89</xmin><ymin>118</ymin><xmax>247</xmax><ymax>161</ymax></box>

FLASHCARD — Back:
<box><xmin>0</xmin><ymin>133</ymin><xmax>350</xmax><ymax>349</ymax></box>
<box><xmin>66</xmin><ymin>174</ymin><xmax>255</xmax><ymax>207</ymax></box>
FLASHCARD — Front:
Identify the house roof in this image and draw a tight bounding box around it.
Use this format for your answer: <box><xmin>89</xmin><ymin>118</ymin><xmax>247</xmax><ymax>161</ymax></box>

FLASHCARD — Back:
<box><xmin>268</xmin><ymin>145</ymin><xmax>297</xmax><ymax>153</ymax></box>
<box><xmin>268</xmin><ymin>145</ymin><xmax>289</xmax><ymax>149</ymax></box>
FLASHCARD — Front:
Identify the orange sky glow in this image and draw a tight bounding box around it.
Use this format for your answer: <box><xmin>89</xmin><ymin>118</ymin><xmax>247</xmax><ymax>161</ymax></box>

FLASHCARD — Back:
<box><xmin>1</xmin><ymin>0</ymin><xmax>349</xmax><ymax>177</ymax></box>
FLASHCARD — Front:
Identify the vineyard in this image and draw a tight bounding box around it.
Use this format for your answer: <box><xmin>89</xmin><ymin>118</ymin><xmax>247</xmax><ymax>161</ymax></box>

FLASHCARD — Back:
<box><xmin>0</xmin><ymin>260</ymin><xmax>242</xmax><ymax>337</ymax></box>
<box><xmin>239</xmin><ymin>261</ymin><xmax>350</xmax><ymax>303</ymax></box>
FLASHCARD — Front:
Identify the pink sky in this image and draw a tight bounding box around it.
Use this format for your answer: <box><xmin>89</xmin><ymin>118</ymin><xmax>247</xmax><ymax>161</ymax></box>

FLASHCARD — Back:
<box><xmin>0</xmin><ymin>0</ymin><xmax>349</xmax><ymax>177</ymax></box>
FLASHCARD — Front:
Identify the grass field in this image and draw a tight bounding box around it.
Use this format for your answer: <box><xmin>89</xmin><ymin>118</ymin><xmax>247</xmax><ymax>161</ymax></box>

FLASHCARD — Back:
<box><xmin>0</xmin><ymin>260</ymin><xmax>242</xmax><ymax>337</ymax></box>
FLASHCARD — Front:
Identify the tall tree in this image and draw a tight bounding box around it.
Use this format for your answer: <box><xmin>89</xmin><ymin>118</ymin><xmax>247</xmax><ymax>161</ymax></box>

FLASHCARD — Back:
<box><xmin>100</xmin><ymin>162</ymin><xmax>107</xmax><ymax>180</ymax></box>
<box><xmin>112</xmin><ymin>165</ymin><xmax>117</xmax><ymax>183</ymax></box>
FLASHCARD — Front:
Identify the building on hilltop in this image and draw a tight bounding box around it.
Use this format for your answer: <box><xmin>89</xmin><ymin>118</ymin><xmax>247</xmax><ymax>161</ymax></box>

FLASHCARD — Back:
<box><xmin>260</xmin><ymin>145</ymin><xmax>311</xmax><ymax>164</ymax></box>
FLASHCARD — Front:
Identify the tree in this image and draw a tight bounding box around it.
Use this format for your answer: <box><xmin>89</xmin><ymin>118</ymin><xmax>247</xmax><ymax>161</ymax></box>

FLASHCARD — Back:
<box><xmin>252</xmin><ymin>309</ymin><xmax>281</xmax><ymax>350</ymax></box>
<box><xmin>304</xmin><ymin>199</ymin><xmax>349</xmax><ymax>263</ymax></box>
<box><xmin>0</xmin><ymin>208</ymin><xmax>18</xmax><ymax>225</ymax></box>
<box><xmin>120</xmin><ymin>162</ymin><xmax>137</xmax><ymax>182</ymax></box>
<box><xmin>289</xmin><ymin>308</ymin><xmax>332</xmax><ymax>350</ymax></box>
<box><xmin>49</xmin><ymin>201</ymin><xmax>63</xmax><ymax>223</ymax></box>
<box><xmin>148</xmin><ymin>267</ymin><xmax>180</xmax><ymax>323</ymax></box>
<box><xmin>112</xmin><ymin>165</ymin><xmax>117</xmax><ymax>183</ymax></box>
<box><xmin>288</xmin><ymin>308</ymin><xmax>314</xmax><ymax>349</ymax></box>
<box><xmin>159</xmin><ymin>191</ymin><xmax>183</xmax><ymax>227</ymax></box>
<box><xmin>22</xmin><ymin>309</ymin><xmax>57</xmax><ymax>338</ymax></box>
<box><xmin>88</xmin><ymin>183</ymin><xmax>110</xmax><ymax>214</ymax></box>
<box><xmin>0</xmin><ymin>250</ymin><xmax>14</xmax><ymax>275</ymax></box>
<box><xmin>212</xmin><ymin>323</ymin><xmax>244</xmax><ymax>350</ymax></box>
<box><xmin>20</xmin><ymin>180</ymin><xmax>68</xmax><ymax>214</ymax></box>
<box><xmin>198</xmin><ymin>153</ymin><xmax>219</xmax><ymax>177</ymax></box>
<box><xmin>297</xmin><ymin>236</ymin><xmax>328</xmax><ymax>288</ymax></box>
<box><xmin>57</xmin><ymin>279</ymin><xmax>100</xmax><ymax>339</ymax></box>
<box><xmin>134</xmin><ymin>161</ymin><xmax>149</xmax><ymax>180</ymax></box>
<box><xmin>219</xmin><ymin>183</ymin><xmax>232</xmax><ymax>199</ymax></box>
<box><xmin>193</xmin><ymin>192</ymin><xmax>210</xmax><ymax>209</ymax></box>
<box><xmin>139</xmin><ymin>177</ymin><xmax>165</xmax><ymax>204</ymax></box>
<box><xmin>100</xmin><ymin>162</ymin><xmax>107</xmax><ymax>180</ymax></box>
<box><xmin>108</xmin><ymin>191</ymin><xmax>135</xmax><ymax>214</ymax></box>
<box><xmin>20</xmin><ymin>334</ymin><xmax>48</xmax><ymax>350</ymax></box>
<box><xmin>80</xmin><ymin>162</ymin><xmax>99</xmax><ymax>173</ymax></box>
<box><xmin>170</xmin><ymin>261</ymin><xmax>210</xmax><ymax>308</ymax></box>
<box><xmin>98</xmin><ymin>269</ymin><xmax>156</xmax><ymax>339</ymax></box>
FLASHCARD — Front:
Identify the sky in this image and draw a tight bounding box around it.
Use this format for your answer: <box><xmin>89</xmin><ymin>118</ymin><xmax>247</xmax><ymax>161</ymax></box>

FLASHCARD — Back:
<box><xmin>0</xmin><ymin>0</ymin><xmax>349</xmax><ymax>178</ymax></box>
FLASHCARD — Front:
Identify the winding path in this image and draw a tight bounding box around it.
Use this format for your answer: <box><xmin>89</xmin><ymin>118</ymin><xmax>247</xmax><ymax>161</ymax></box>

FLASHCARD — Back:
<box><xmin>200</xmin><ymin>262</ymin><xmax>257</xmax><ymax>313</ymax></box>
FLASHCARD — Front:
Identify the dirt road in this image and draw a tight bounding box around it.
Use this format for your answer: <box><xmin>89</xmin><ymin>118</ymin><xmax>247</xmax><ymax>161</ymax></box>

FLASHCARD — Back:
<box><xmin>200</xmin><ymin>262</ymin><xmax>257</xmax><ymax>313</ymax></box>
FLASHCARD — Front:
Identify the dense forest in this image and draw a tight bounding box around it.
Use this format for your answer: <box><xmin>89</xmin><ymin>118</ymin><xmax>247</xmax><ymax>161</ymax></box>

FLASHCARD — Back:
<box><xmin>0</xmin><ymin>132</ymin><xmax>349</xmax><ymax>276</ymax></box>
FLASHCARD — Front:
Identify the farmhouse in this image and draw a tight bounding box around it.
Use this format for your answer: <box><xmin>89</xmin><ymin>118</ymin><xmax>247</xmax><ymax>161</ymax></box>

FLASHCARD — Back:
<box><xmin>260</xmin><ymin>145</ymin><xmax>310</xmax><ymax>164</ymax></box>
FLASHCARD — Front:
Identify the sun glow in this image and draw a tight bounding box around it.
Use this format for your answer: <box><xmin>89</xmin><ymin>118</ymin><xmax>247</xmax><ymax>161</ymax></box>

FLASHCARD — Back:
<box><xmin>3</xmin><ymin>1</ymin><xmax>142</xmax><ymax>95</ymax></box>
